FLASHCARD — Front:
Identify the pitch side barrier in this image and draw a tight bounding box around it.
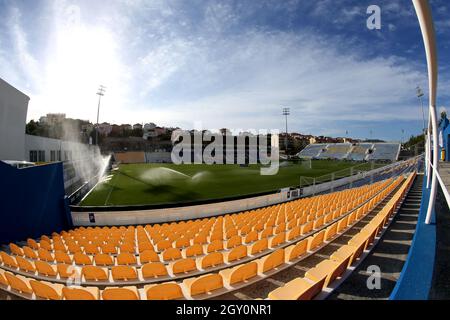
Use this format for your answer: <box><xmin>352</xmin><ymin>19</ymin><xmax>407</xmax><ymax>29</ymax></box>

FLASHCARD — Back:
<box><xmin>70</xmin><ymin>159</ymin><xmax>417</xmax><ymax>227</ymax></box>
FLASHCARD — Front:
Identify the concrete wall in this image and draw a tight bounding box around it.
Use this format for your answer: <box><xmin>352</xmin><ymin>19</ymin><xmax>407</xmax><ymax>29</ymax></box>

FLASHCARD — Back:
<box><xmin>0</xmin><ymin>78</ymin><xmax>30</xmax><ymax>161</ymax></box>
<box><xmin>71</xmin><ymin>190</ymin><xmax>295</xmax><ymax>226</ymax></box>
<box><xmin>145</xmin><ymin>151</ymin><xmax>172</xmax><ymax>163</ymax></box>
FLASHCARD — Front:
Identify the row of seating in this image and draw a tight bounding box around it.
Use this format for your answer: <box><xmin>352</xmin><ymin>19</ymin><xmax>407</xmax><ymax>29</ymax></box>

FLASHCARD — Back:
<box><xmin>0</xmin><ymin>174</ymin><xmax>409</xmax><ymax>299</ymax></box>
<box><xmin>0</xmin><ymin>178</ymin><xmax>401</xmax><ymax>289</ymax></box>
<box><xmin>267</xmin><ymin>172</ymin><xmax>415</xmax><ymax>300</ymax></box>
<box><xmin>8</xmin><ymin>180</ymin><xmax>391</xmax><ymax>260</ymax></box>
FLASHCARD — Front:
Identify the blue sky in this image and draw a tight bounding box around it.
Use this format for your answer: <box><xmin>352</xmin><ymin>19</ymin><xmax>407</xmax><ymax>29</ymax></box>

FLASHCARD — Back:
<box><xmin>1</xmin><ymin>0</ymin><xmax>450</xmax><ymax>141</ymax></box>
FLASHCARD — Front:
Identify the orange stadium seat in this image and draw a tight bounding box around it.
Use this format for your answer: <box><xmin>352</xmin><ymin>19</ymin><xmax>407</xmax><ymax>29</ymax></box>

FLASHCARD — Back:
<box><xmin>111</xmin><ymin>266</ymin><xmax>138</xmax><ymax>281</ymax></box>
<box><xmin>183</xmin><ymin>274</ymin><xmax>224</xmax><ymax>296</ymax></box>
<box><xmin>117</xmin><ymin>253</ymin><xmax>137</xmax><ymax>265</ymax></box>
<box><xmin>4</xmin><ymin>272</ymin><xmax>32</xmax><ymax>295</ymax></box>
<box><xmin>82</xmin><ymin>266</ymin><xmax>109</xmax><ymax>281</ymax></box>
<box><xmin>145</xmin><ymin>282</ymin><xmax>184</xmax><ymax>300</ymax></box>
<box><xmin>16</xmin><ymin>256</ymin><xmax>36</xmax><ymax>273</ymax></box>
<box><xmin>170</xmin><ymin>258</ymin><xmax>197</xmax><ymax>274</ymax></box>
<box><xmin>102</xmin><ymin>286</ymin><xmax>140</xmax><ymax>300</ymax></box>
<box><xmin>219</xmin><ymin>262</ymin><xmax>258</xmax><ymax>286</ymax></box>
<box><xmin>35</xmin><ymin>260</ymin><xmax>57</xmax><ymax>277</ymax></box>
<box><xmin>257</xmin><ymin>249</ymin><xmax>285</xmax><ymax>274</ymax></box>
<box><xmin>30</xmin><ymin>280</ymin><xmax>63</xmax><ymax>300</ymax></box>
<box><xmin>62</xmin><ymin>286</ymin><xmax>100</xmax><ymax>300</ymax></box>
<box><xmin>199</xmin><ymin>252</ymin><xmax>224</xmax><ymax>269</ymax></box>
<box><xmin>139</xmin><ymin>250</ymin><xmax>160</xmax><ymax>264</ymax></box>
<box><xmin>141</xmin><ymin>262</ymin><xmax>168</xmax><ymax>279</ymax></box>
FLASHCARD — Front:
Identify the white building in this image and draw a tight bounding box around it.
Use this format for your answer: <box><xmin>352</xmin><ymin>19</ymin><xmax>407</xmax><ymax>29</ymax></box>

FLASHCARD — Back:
<box><xmin>0</xmin><ymin>78</ymin><xmax>30</xmax><ymax>160</ymax></box>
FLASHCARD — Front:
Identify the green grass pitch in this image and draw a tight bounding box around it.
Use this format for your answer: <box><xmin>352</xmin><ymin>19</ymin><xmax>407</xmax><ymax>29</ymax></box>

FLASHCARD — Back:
<box><xmin>79</xmin><ymin>160</ymin><xmax>383</xmax><ymax>207</ymax></box>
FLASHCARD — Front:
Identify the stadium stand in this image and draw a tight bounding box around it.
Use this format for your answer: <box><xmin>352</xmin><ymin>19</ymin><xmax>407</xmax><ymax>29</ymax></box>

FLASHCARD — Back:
<box><xmin>346</xmin><ymin>143</ymin><xmax>374</xmax><ymax>161</ymax></box>
<box><xmin>317</xmin><ymin>144</ymin><xmax>352</xmax><ymax>160</ymax></box>
<box><xmin>299</xmin><ymin>143</ymin><xmax>400</xmax><ymax>162</ymax></box>
<box><xmin>0</xmin><ymin>168</ymin><xmax>416</xmax><ymax>300</ymax></box>
<box><xmin>297</xmin><ymin>144</ymin><xmax>327</xmax><ymax>158</ymax></box>
<box><xmin>367</xmin><ymin>143</ymin><xmax>401</xmax><ymax>162</ymax></box>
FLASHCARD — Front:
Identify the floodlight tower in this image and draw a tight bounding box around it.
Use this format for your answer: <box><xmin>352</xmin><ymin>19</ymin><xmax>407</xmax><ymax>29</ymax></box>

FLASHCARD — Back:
<box><xmin>96</xmin><ymin>85</ymin><xmax>106</xmax><ymax>145</ymax></box>
<box><xmin>282</xmin><ymin>107</ymin><xmax>290</xmax><ymax>153</ymax></box>
<box><xmin>416</xmin><ymin>85</ymin><xmax>426</xmax><ymax>133</ymax></box>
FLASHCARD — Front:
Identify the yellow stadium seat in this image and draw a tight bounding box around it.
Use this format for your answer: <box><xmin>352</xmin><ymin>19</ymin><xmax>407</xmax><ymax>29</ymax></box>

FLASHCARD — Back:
<box><xmin>207</xmin><ymin>240</ymin><xmax>223</xmax><ymax>253</ymax></box>
<box><xmin>37</xmin><ymin>248</ymin><xmax>54</xmax><ymax>262</ymax></box>
<box><xmin>54</xmin><ymin>250</ymin><xmax>72</xmax><ymax>264</ymax></box>
<box><xmin>250</xmin><ymin>238</ymin><xmax>268</xmax><ymax>255</ymax></box>
<box><xmin>84</xmin><ymin>243</ymin><xmax>99</xmax><ymax>255</ymax></box>
<box><xmin>67</xmin><ymin>243</ymin><xmax>82</xmax><ymax>254</ymax></box>
<box><xmin>162</xmin><ymin>248</ymin><xmax>182</xmax><ymax>262</ymax></box>
<box><xmin>94</xmin><ymin>253</ymin><xmax>114</xmax><ymax>266</ymax></box>
<box><xmin>0</xmin><ymin>269</ymin><xmax>9</xmax><ymax>287</ymax></box>
<box><xmin>117</xmin><ymin>252</ymin><xmax>137</xmax><ymax>265</ymax></box>
<box><xmin>305</xmin><ymin>258</ymin><xmax>350</xmax><ymax>287</ymax></box>
<box><xmin>219</xmin><ymin>262</ymin><xmax>258</xmax><ymax>286</ymax></box>
<box><xmin>337</xmin><ymin>216</ymin><xmax>349</xmax><ymax>233</ymax></box>
<box><xmin>141</xmin><ymin>262</ymin><xmax>168</xmax><ymax>279</ymax></box>
<box><xmin>185</xmin><ymin>244</ymin><xmax>204</xmax><ymax>257</ymax></box>
<box><xmin>16</xmin><ymin>256</ymin><xmax>36</xmax><ymax>273</ymax></box>
<box><xmin>119</xmin><ymin>243</ymin><xmax>135</xmax><ymax>254</ymax></box>
<box><xmin>30</xmin><ymin>280</ymin><xmax>63</xmax><ymax>300</ymax></box>
<box><xmin>301</xmin><ymin>221</ymin><xmax>313</xmax><ymax>235</ymax></box>
<box><xmin>0</xmin><ymin>251</ymin><xmax>18</xmax><ymax>268</ymax></box>
<box><xmin>27</xmin><ymin>239</ymin><xmax>40</xmax><ymax>250</ymax></box>
<box><xmin>139</xmin><ymin>250</ymin><xmax>160</xmax><ymax>264</ymax></box>
<box><xmin>138</xmin><ymin>242</ymin><xmax>154</xmax><ymax>253</ymax></box>
<box><xmin>244</xmin><ymin>231</ymin><xmax>258</xmax><ymax>244</ymax></box>
<box><xmin>260</xmin><ymin>227</ymin><xmax>273</xmax><ymax>239</ymax></box>
<box><xmin>111</xmin><ymin>265</ymin><xmax>138</xmax><ymax>281</ymax></box>
<box><xmin>307</xmin><ymin>230</ymin><xmax>326</xmax><ymax>251</ymax></box>
<box><xmin>284</xmin><ymin>239</ymin><xmax>308</xmax><ymax>262</ymax></box>
<box><xmin>269</xmin><ymin>232</ymin><xmax>285</xmax><ymax>248</ymax></box>
<box><xmin>324</xmin><ymin>223</ymin><xmax>338</xmax><ymax>241</ymax></box>
<box><xmin>268</xmin><ymin>277</ymin><xmax>324</xmax><ymax>300</ymax></box>
<box><xmin>56</xmin><ymin>264</ymin><xmax>80</xmax><ymax>279</ymax></box>
<box><xmin>170</xmin><ymin>258</ymin><xmax>197</xmax><ymax>274</ymax></box>
<box><xmin>183</xmin><ymin>273</ymin><xmax>224</xmax><ymax>296</ymax></box>
<box><xmin>35</xmin><ymin>260</ymin><xmax>57</xmax><ymax>277</ymax></box>
<box><xmin>331</xmin><ymin>245</ymin><xmax>357</xmax><ymax>267</ymax></box>
<box><xmin>4</xmin><ymin>272</ymin><xmax>32</xmax><ymax>295</ymax></box>
<box><xmin>175</xmin><ymin>237</ymin><xmax>191</xmax><ymax>248</ymax></box>
<box><xmin>73</xmin><ymin>252</ymin><xmax>93</xmax><ymax>265</ymax></box>
<box><xmin>156</xmin><ymin>239</ymin><xmax>172</xmax><ymax>252</ymax></box>
<box><xmin>287</xmin><ymin>226</ymin><xmax>301</xmax><ymax>241</ymax></box>
<box><xmin>257</xmin><ymin>249</ymin><xmax>285</xmax><ymax>274</ymax></box>
<box><xmin>225</xmin><ymin>245</ymin><xmax>247</xmax><ymax>263</ymax></box>
<box><xmin>82</xmin><ymin>266</ymin><xmax>109</xmax><ymax>281</ymax></box>
<box><xmin>23</xmin><ymin>246</ymin><xmax>38</xmax><ymax>260</ymax></box>
<box><xmin>9</xmin><ymin>243</ymin><xmax>24</xmax><ymax>256</ymax></box>
<box><xmin>62</xmin><ymin>286</ymin><xmax>99</xmax><ymax>300</ymax></box>
<box><xmin>101</xmin><ymin>244</ymin><xmax>117</xmax><ymax>255</ymax></box>
<box><xmin>102</xmin><ymin>286</ymin><xmax>140</xmax><ymax>300</ymax></box>
<box><xmin>145</xmin><ymin>282</ymin><xmax>184</xmax><ymax>300</ymax></box>
<box><xmin>193</xmin><ymin>234</ymin><xmax>208</xmax><ymax>245</ymax></box>
<box><xmin>226</xmin><ymin>235</ymin><xmax>242</xmax><ymax>249</ymax></box>
<box><xmin>200</xmin><ymin>252</ymin><xmax>224</xmax><ymax>269</ymax></box>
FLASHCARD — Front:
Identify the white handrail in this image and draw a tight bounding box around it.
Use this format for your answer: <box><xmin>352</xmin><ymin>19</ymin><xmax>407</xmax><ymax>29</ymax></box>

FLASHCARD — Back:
<box><xmin>428</xmin><ymin>160</ymin><xmax>450</xmax><ymax>209</ymax></box>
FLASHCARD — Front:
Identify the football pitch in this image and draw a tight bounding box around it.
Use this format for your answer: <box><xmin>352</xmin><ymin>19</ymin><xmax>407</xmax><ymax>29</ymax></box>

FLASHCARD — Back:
<box><xmin>79</xmin><ymin>160</ymin><xmax>385</xmax><ymax>207</ymax></box>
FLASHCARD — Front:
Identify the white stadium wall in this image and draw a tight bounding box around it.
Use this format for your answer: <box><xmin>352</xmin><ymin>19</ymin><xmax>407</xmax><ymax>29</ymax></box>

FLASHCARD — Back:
<box><xmin>0</xmin><ymin>78</ymin><xmax>30</xmax><ymax>161</ymax></box>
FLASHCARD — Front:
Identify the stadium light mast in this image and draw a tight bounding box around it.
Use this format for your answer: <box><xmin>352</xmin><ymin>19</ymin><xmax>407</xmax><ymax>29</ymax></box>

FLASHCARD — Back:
<box><xmin>96</xmin><ymin>85</ymin><xmax>106</xmax><ymax>146</ymax></box>
<box><xmin>282</xmin><ymin>107</ymin><xmax>290</xmax><ymax>153</ymax></box>
<box><xmin>413</xmin><ymin>0</ymin><xmax>438</xmax><ymax>225</ymax></box>
<box><xmin>416</xmin><ymin>85</ymin><xmax>426</xmax><ymax>132</ymax></box>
